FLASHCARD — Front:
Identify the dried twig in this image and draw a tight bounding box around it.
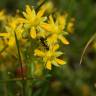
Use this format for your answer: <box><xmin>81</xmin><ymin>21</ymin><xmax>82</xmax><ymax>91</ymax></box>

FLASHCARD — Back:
<box><xmin>80</xmin><ymin>32</ymin><xmax>96</xmax><ymax>64</ymax></box>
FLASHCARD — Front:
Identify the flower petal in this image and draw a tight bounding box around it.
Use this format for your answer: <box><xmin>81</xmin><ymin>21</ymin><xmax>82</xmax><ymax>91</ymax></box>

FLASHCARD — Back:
<box><xmin>47</xmin><ymin>34</ymin><xmax>57</xmax><ymax>45</ymax></box>
<box><xmin>34</xmin><ymin>49</ymin><xmax>45</xmax><ymax>57</ymax></box>
<box><xmin>46</xmin><ymin>60</ymin><xmax>52</xmax><ymax>70</ymax></box>
<box><xmin>49</xmin><ymin>15</ymin><xmax>54</xmax><ymax>25</ymax></box>
<box><xmin>26</xmin><ymin>5</ymin><xmax>32</xmax><ymax>15</ymax></box>
<box><xmin>40</xmin><ymin>23</ymin><xmax>52</xmax><ymax>32</ymax></box>
<box><xmin>67</xmin><ymin>21</ymin><xmax>74</xmax><ymax>34</ymax></box>
<box><xmin>37</xmin><ymin>8</ymin><xmax>45</xmax><ymax>18</ymax></box>
<box><xmin>52</xmin><ymin>44</ymin><xmax>59</xmax><ymax>51</ymax></box>
<box><xmin>0</xmin><ymin>33</ymin><xmax>9</xmax><ymax>37</ymax></box>
<box><xmin>30</xmin><ymin>27</ymin><xmax>36</xmax><ymax>39</ymax></box>
<box><xmin>8</xmin><ymin>37</ymin><xmax>15</xmax><ymax>47</ymax></box>
<box><xmin>57</xmin><ymin>14</ymin><xmax>68</xmax><ymax>30</ymax></box>
<box><xmin>55</xmin><ymin>58</ymin><xmax>66</xmax><ymax>65</ymax></box>
<box><xmin>59</xmin><ymin>35</ymin><xmax>69</xmax><ymax>45</ymax></box>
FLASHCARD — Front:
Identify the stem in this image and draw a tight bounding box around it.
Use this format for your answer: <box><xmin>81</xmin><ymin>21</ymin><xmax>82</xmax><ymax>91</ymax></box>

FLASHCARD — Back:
<box><xmin>14</xmin><ymin>31</ymin><xmax>25</xmax><ymax>96</ymax></box>
<box><xmin>1</xmin><ymin>65</ymin><xmax>8</xmax><ymax>96</ymax></box>
<box><xmin>0</xmin><ymin>77</ymin><xmax>45</xmax><ymax>82</ymax></box>
<box><xmin>2</xmin><ymin>70</ymin><xmax>8</xmax><ymax>96</ymax></box>
<box><xmin>80</xmin><ymin>32</ymin><xmax>96</xmax><ymax>64</ymax></box>
<box><xmin>0</xmin><ymin>45</ymin><xmax>8</xmax><ymax>54</ymax></box>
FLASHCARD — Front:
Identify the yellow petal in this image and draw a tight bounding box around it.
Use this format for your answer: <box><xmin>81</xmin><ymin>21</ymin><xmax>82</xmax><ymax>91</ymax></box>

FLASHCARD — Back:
<box><xmin>30</xmin><ymin>27</ymin><xmax>36</xmax><ymax>39</ymax></box>
<box><xmin>40</xmin><ymin>1</ymin><xmax>53</xmax><ymax>13</ymax></box>
<box><xmin>47</xmin><ymin>34</ymin><xmax>57</xmax><ymax>44</ymax></box>
<box><xmin>34</xmin><ymin>49</ymin><xmax>45</xmax><ymax>57</ymax></box>
<box><xmin>8</xmin><ymin>37</ymin><xmax>15</xmax><ymax>47</ymax></box>
<box><xmin>16</xmin><ymin>27</ymin><xmax>23</xmax><ymax>39</ymax></box>
<box><xmin>46</xmin><ymin>60</ymin><xmax>52</xmax><ymax>70</ymax></box>
<box><xmin>24</xmin><ymin>5</ymin><xmax>36</xmax><ymax>19</ymax></box>
<box><xmin>0</xmin><ymin>40</ymin><xmax>4</xmax><ymax>51</ymax></box>
<box><xmin>0</xmin><ymin>10</ymin><xmax>5</xmax><ymax>20</ymax></box>
<box><xmin>67</xmin><ymin>22</ymin><xmax>74</xmax><ymax>34</ymax></box>
<box><xmin>49</xmin><ymin>15</ymin><xmax>54</xmax><ymax>25</ymax></box>
<box><xmin>55</xmin><ymin>58</ymin><xmax>66</xmax><ymax>65</ymax></box>
<box><xmin>23</xmin><ymin>12</ymin><xmax>29</xmax><ymax>19</ymax></box>
<box><xmin>58</xmin><ymin>14</ymin><xmax>68</xmax><ymax>29</ymax></box>
<box><xmin>17</xmin><ymin>18</ymin><xmax>25</xmax><ymax>24</ymax></box>
<box><xmin>59</xmin><ymin>35</ymin><xmax>69</xmax><ymax>45</ymax></box>
<box><xmin>40</xmin><ymin>23</ymin><xmax>52</xmax><ymax>32</ymax></box>
<box><xmin>37</xmin><ymin>8</ymin><xmax>45</xmax><ymax>17</ymax></box>
<box><xmin>31</xmin><ymin>9</ymin><xmax>36</xmax><ymax>18</ymax></box>
<box><xmin>52</xmin><ymin>44</ymin><xmax>59</xmax><ymax>51</ymax></box>
<box><xmin>10</xmin><ymin>20</ymin><xmax>17</xmax><ymax>30</ymax></box>
<box><xmin>26</xmin><ymin>5</ymin><xmax>32</xmax><ymax>15</ymax></box>
<box><xmin>0</xmin><ymin>33</ymin><xmax>9</xmax><ymax>37</ymax></box>
<box><xmin>0</xmin><ymin>10</ymin><xmax>4</xmax><ymax>16</ymax></box>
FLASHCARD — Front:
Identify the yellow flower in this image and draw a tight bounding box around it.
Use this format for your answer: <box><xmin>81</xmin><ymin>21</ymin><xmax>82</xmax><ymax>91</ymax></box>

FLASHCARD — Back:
<box><xmin>40</xmin><ymin>14</ymin><xmax>69</xmax><ymax>45</ymax></box>
<box><xmin>67</xmin><ymin>18</ymin><xmax>75</xmax><ymax>34</ymax></box>
<box><xmin>40</xmin><ymin>1</ymin><xmax>54</xmax><ymax>13</ymax></box>
<box><xmin>34</xmin><ymin>49</ymin><xmax>45</xmax><ymax>57</ymax></box>
<box><xmin>34</xmin><ymin>44</ymin><xmax>66</xmax><ymax>70</ymax></box>
<box><xmin>0</xmin><ymin>16</ymin><xmax>24</xmax><ymax>47</ymax></box>
<box><xmin>0</xmin><ymin>32</ymin><xmax>13</xmax><ymax>47</ymax></box>
<box><xmin>0</xmin><ymin>39</ymin><xmax>5</xmax><ymax>52</ymax></box>
<box><xmin>37</xmin><ymin>26</ymin><xmax>49</xmax><ymax>38</ymax></box>
<box><xmin>22</xmin><ymin>5</ymin><xmax>47</xmax><ymax>39</ymax></box>
<box><xmin>0</xmin><ymin>10</ymin><xmax>6</xmax><ymax>21</ymax></box>
<box><xmin>30</xmin><ymin>27</ymin><xmax>36</xmax><ymax>39</ymax></box>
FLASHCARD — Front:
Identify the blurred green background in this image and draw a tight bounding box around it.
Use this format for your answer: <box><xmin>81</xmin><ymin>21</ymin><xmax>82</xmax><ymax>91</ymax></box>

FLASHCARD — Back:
<box><xmin>0</xmin><ymin>0</ymin><xmax>96</xmax><ymax>96</ymax></box>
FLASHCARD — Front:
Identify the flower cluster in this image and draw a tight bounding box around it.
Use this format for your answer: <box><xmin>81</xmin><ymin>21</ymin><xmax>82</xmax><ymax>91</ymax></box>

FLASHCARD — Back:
<box><xmin>0</xmin><ymin>1</ymin><xmax>74</xmax><ymax>71</ymax></box>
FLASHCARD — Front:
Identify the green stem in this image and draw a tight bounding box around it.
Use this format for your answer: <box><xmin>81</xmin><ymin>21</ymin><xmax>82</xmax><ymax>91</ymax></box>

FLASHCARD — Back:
<box><xmin>0</xmin><ymin>77</ymin><xmax>45</xmax><ymax>82</ymax></box>
<box><xmin>2</xmin><ymin>67</ymin><xmax>8</xmax><ymax>96</ymax></box>
<box><xmin>14</xmin><ymin>31</ymin><xmax>25</xmax><ymax>96</ymax></box>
